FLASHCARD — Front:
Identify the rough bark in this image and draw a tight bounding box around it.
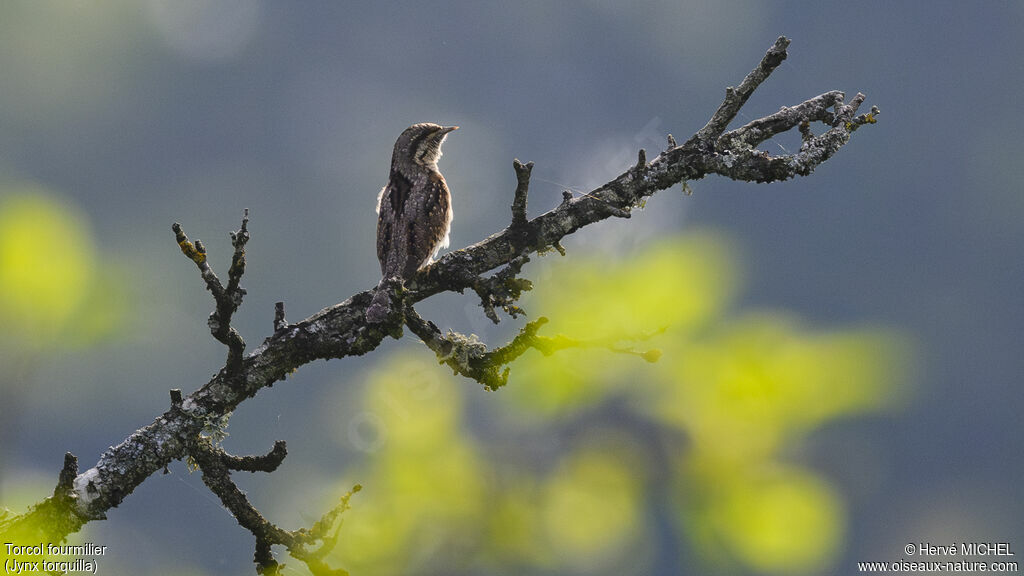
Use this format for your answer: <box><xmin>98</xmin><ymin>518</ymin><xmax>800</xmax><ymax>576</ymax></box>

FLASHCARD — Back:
<box><xmin>0</xmin><ymin>37</ymin><xmax>878</xmax><ymax>575</ymax></box>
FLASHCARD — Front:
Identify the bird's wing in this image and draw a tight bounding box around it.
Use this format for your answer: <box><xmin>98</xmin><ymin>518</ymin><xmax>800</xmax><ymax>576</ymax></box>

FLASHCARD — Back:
<box><xmin>377</xmin><ymin>171</ymin><xmax>412</xmax><ymax>276</ymax></box>
<box><xmin>405</xmin><ymin>171</ymin><xmax>452</xmax><ymax>276</ymax></box>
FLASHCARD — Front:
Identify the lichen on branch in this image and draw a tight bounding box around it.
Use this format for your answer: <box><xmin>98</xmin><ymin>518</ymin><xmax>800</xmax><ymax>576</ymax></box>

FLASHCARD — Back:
<box><xmin>3</xmin><ymin>36</ymin><xmax>879</xmax><ymax>575</ymax></box>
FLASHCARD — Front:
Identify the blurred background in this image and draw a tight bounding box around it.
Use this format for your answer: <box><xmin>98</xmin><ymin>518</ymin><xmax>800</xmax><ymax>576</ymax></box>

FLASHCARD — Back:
<box><xmin>1</xmin><ymin>2</ymin><xmax>1021</xmax><ymax>575</ymax></box>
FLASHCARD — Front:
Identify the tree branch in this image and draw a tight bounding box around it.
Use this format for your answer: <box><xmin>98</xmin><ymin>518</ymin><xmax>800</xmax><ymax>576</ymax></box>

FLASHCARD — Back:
<box><xmin>404</xmin><ymin>306</ymin><xmax>663</xmax><ymax>391</ymax></box>
<box><xmin>510</xmin><ymin>158</ymin><xmax>533</xmax><ymax>230</ymax></box>
<box><xmin>693</xmin><ymin>35</ymin><xmax>791</xmax><ymax>146</ymax></box>
<box><xmin>2</xmin><ymin>36</ymin><xmax>878</xmax><ymax>573</ymax></box>
<box><xmin>190</xmin><ymin>436</ymin><xmax>359</xmax><ymax>575</ymax></box>
<box><xmin>472</xmin><ymin>254</ymin><xmax>532</xmax><ymax>324</ymax></box>
<box><xmin>172</xmin><ymin>209</ymin><xmax>250</xmax><ymax>374</ymax></box>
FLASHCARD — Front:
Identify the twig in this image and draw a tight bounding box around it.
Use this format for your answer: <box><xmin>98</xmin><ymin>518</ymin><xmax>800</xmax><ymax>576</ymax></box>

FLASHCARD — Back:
<box><xmin>273</xmin><ymin>302</ymin><xmax>288</xmax><ymax>332</ymax></box>
<box><xmin>472</xmin><ymin>255</ymin><xmax>532</xmax><ymax>323</ymax></box>
<box><xmin>510</xmin><ymin>159</ymin><xmax>533</xmax><ymax>230</ymax></box>
<box><xmin>404</xmin><ymin>306</ymin><xmax>662</xmax><ymax>391</ymax></box>
<box><xmin>692</xmin><ymin>35</ymin><xmax>791</xmax><ymax>145</ymax></box>
<box><xmin>6</xmin><ymin>37</ymin><xmax>879</xmax><ymax>573</ymax></box>
<box><xmin>190</xmin><ymin>437</ymin><xmax>358</xmax><ymax>575</ymax></box>
<box><xmin>172</xmin><ymin>209</ymin><xmax>250</xmax><ymax>374</ymax></box>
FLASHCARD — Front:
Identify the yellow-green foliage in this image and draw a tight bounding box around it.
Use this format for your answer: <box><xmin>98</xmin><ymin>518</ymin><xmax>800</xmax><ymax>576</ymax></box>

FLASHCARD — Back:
<box><xmin>0</xmin><ymin>187</ymin><xmax>125</xmax><ymax>571</ymax></box>
<box><xmin>0</xmin><ymin>186</ymin><xmax>123</xmax><ymax>353</ymax></box>
<box><xmin>325</xmin><ymin>230</ymin><xmax>910</xmax><ymax>575</ymax></box>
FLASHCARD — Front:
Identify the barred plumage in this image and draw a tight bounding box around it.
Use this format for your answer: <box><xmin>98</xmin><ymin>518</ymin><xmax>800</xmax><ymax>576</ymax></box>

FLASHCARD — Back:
<box><xmin>367</xmin><ymin>123</ymin><xmax>456</xmax><ymax>323</ymax></box>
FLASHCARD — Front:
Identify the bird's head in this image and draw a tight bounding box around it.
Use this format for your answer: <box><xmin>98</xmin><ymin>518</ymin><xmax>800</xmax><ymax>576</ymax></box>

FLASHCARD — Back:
<box><xmin>392</xmin><ymin>123</ymin><xmax>458</xmax><ymax>173</ymax></box>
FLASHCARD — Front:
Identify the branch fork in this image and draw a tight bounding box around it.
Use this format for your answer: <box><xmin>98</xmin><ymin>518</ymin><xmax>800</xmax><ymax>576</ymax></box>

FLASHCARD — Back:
<box><xmin>5</xmin><ymin>36</ymin><xmax>880</xmax><ymax>575</ymax></box>
<box><xmin>189</xmin><ymin>436</ymin><xmax>358</xmax><ymax>575</ymax></box>
<box><xmin>172</xmin><ymin>209</ymin><xmax>250</xmax><ymax>374</ymax></box>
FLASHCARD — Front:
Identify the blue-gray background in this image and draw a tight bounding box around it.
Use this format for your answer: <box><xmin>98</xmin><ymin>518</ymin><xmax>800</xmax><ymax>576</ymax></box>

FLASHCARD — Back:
<box><xmin>1</xmin><ymin>2</ymin><xmax>1021</xmax><ymax>574</ymax></box>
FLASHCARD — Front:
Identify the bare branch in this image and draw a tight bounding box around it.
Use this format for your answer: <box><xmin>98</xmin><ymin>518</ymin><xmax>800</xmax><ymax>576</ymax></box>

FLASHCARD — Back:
<box><xmin>190</xmin><ymin>436</ymin><xmax>359</xmax><ymax>575</ymax></box>
<box><xmin>404</xmin><ymin>306</ymin><xmax>662</xmax><ymax>390</ymax></box>
<box><xmin>226</xmin><ymin>209</ymin><xmax>250</xmax><ymax>296</ymax></box>
<box><xmin>404</xmin><ymin>305</ymin><xmax>547</xmax><ymax>390</ymax></box>
<box><xmin>172</xmin><ymin>222</ymin><xmax>220</xmax><ymax>295</ymax></box>
<box><xmin>221</xmin><ymin>440</ymin><xmax>288</xmax><ymax>473</ymax></box>
<box><xmin>510</xmin><ymin>159</ymin><xmax>533</xmax><ymax>230</ymax></box>
<box><xmin>5</xmin><ymin>36</ymin><xmax>878</xmax><ymax>572</ymax></box>
<box><xmin>704</xmin><ymin>92</ymin><xmax>876</xmax><ymax>183</ymax></box>
<box><xmin>171</xmin><ymin>210</ymin><xmax>250</xmax><ymax>373</ymax></box>
<box><xmin>472</xmin><ymin>254</ymin><xmax>532</xmax><ymax>323</ymax></box>
<box><xmin>716</xmin><ymin>90</ymin><xmax>844</xmax><ymax>151</ymax></box>
<box><xmin>692</xmin><ymin>35</ymin><xmax>791</xmax><ymax>145</ymax></box>
<box><xmin>273</xmin><ymin>302</ymin><xmax>288</xmax><ymax>332</ymax></box>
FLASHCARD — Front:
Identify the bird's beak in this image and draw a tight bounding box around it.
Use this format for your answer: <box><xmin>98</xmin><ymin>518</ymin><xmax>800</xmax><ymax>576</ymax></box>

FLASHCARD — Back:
<box><xmin>441</xmin><ymin>125</ymin><xmax>459</xmax><ymax>134</ymax></box>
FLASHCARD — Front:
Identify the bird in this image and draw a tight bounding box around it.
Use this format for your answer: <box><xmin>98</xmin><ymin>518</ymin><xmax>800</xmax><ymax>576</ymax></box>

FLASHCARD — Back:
<box><xmin>366</xmin><ymin>123</ymin><xmax>458</xmax><ymax>323</ymax></box>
